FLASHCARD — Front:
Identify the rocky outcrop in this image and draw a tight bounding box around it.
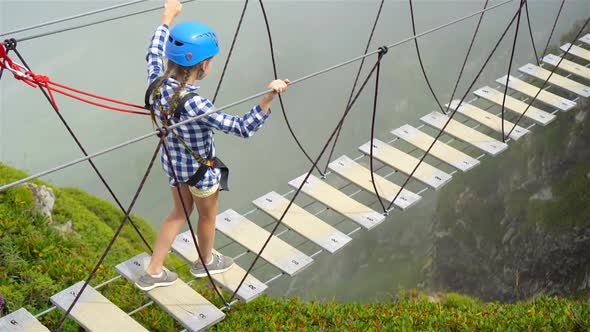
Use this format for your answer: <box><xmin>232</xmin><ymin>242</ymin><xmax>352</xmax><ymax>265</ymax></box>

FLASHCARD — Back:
<box><xmin>24</xmin><ymin>183</ymin><xmax>55</xmax><ymax>224</ymax></box>
<box><xmin>23</xmin><ymin>183</ymin><xmax>78</xmax><ymax>239</ymax></box>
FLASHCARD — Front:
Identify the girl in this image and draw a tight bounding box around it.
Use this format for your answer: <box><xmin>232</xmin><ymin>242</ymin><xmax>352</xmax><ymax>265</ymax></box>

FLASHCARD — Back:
<box><xmin>136</xmin><ymin>0</ymin><xmax>289</xmax><ymax>291</ymax></box>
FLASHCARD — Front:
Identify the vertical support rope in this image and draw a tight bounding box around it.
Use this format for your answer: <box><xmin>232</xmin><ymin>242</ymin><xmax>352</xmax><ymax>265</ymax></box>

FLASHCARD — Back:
<box><xmin>524</xmin><ymin>0</ymin><xmax>540</xmax><ymax>65</ymax></box>
<box><xmin>505</xmin><ymin>17</ymin><xmax>589</xmax><ymax>140</ymax></box>
<box><xmin>212</xmin><ymin>0</ymin><xmax>249</xmax><ymax>104</ymax></box>
<box><xmin>369</xmin><ymin>49</ymin><xmax>387</xmax><ymax>214</ymax></box>
<box><xmin>408</xmin><ymin>0</ymin><xmax>446</xmax><ymax>114</ymax></box>
<box><xmin>258</xmin><ymin>0</ymin><xmax>324</xmax><ymax>176</ymax></box>
<box><xmin>385</xmin><ymin>0</ymin><xmax>527</xmax><ymax>212</ymax></box>
<box><xmin>541</xmin><ymin>0</ymin><xmax>565</xmax><ymax>59</ymax></box>
<box><xmin>54</xmin><ymin>142</ymin><xmax>161</xmax><ymax>331</ymax></box>
<box><xmin>5</xmin><ymin>41</ymin><xmax>154</xmax><ymax>253</ymax></box>
<box><xmin>228</xmin><ymin>53</ymin><xmax>388</xmax><ymax>303</ymax></box>
<box><xmin>501</xmin><ymin>0</ymin><xmax>525</xmax><ymax>142</ymax></box>
<box><xmin>323</xmin><ymin>0</ymin><xmax>386</xmax><ymax>175</ymax></box>
<box><xmin>444</xmin><ymin>0</ymin><xmax>490</xmax><ymax>114</ymax></box>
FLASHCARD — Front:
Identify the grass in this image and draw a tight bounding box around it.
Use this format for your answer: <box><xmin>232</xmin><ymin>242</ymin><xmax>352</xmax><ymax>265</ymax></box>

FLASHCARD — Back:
<box><xmin>212</xmin><ymin>292</ymin><xmax>590</xmax><ymax>331</ymax></box>
<box><xmin>1</xmin><ymin>162</ymin><xmax>589</xmax><ymax>331</ymax></box>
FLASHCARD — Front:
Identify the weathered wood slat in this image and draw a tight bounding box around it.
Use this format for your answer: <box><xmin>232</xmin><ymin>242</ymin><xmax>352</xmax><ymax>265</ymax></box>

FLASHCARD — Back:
<box><xmin>561</xmin><ymin>43</ymin><xmax>590</xmax><ymax>62</ymax></box>
<box><xmin>0</xmin><ymin>308</ymin><xmax>50</xmax><ymax>332</ymax></box>
<box><xmin>328</xmin><ymin>155</ymin><xmax>422</xmax><ymax>210</ymax></box>
<box><xmin>171</xmin><ymin>231</ymin><xmax>267</xmax><ymax>303</ymax></box>
<box><xmin>253</xmin><ymin>191</ymin><xmax>352</xmax><ymax>253</ymax></box>
<box><xmin>446</xmin><ymin>100</ymin><xmax>529</xmax><ymax>140</ymax></box>
<box><xmin>581</xmin><ymin>34</ymin><xmax>590</xmax><ymax>46</ymax></box>
<box><xmin>116</xmin><ymin>253</ymin><xmax>225</xmax><ymax>332</ymax></box>
<box><xmin>288</xmin><ymin>174</ymin><xmax>385</xmax><ymax>229</ymax></box>
<box><xmin>391</xmin><ymin>125</ymin><xmax>480</xmax><ymax>172</ymax></box>
<box><xmin>50</xmin><ymin>281</ymin><xmax>148</xmax><ymax>332</ymax></box>
<box><xmin>420</xmin><ymin>111</ymin><xmax>508</xmax><ymax>156</ymax></box>
<box><xmin>358</xmin><ymin>139</ymin><xmax>452</xmax><ymax>190</ymax></box>
<box><xmin>216</xmin><ymin>209</ymin><xmax>314</xmax><ymax>275</ymax></box>
<box><xmin>518</xmin><ymin>63</ymin><xmax>590</xmax><ymax>98</ymax></box>
<box><xmin>542</xmin><ymin>54</ymin><xmax>590</xmax><ymax>80</ymax></box>
<box><xmin>473</xmin><ymin>86</ymin><xmax>556</xmax><ymax>125</ymax></box>
<box><xmin>496</xmin><ymin>75</ymin><xmax>576</xmax><ymax>111</ymax></box>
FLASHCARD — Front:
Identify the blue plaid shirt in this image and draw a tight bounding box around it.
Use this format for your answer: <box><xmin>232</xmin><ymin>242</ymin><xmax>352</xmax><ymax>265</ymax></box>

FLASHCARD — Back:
<box><xmin>147</xmin><ymin>24</ymin><xmax>271</xmax><ymax>190</ymax></box>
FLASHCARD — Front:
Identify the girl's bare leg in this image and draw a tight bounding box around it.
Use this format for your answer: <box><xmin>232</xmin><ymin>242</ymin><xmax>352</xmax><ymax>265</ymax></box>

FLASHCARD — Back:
<box><xmin>146</xmin><ymin>185</ymin><xmax>194</xmax><ymax>275</ymax></box>
<box><xmin>193</xmin><ymin>189</ymin><xmax>219</xmax><ymax>264</ymax></box>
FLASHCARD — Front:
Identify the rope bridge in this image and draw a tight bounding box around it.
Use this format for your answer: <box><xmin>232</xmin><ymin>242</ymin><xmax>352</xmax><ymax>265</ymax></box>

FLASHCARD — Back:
<box><xmin>0</xmin><ymin>0</ymin><xmax>589</xmax><ymax>331</ymax></box>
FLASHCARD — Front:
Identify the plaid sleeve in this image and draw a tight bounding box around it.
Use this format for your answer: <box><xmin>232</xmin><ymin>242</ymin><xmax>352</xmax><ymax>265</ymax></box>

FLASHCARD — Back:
<box><xmin>185</xmin><ymin>97</ymin><xmax>271</xmax><ymax>138</ymax></box>
<box><xmin>146</xmin><ymin>24</ymin><xmax>169</xmax><ymax>84</ymax></box>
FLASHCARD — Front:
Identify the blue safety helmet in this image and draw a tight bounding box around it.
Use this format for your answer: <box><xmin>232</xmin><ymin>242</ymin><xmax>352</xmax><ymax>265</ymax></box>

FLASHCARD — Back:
<box><xmin>166</xmin><ymin>21</ymin><xmax>219</xmax><ymax>66</ymax></box>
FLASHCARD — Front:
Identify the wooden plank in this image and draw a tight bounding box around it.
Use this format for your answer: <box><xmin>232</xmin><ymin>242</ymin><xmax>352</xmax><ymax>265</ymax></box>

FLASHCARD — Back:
<box><xmin>473</xmin><ymin>86</ymin><xmax>556</xmax><ymax>126</ymax></box>
<box><xmin>447</xmin><ymin>100</ymin><xmax>529</xmax><ymax>141</ymax></box>
<box><xmin>420</xmin><ymin>111</ymin><xmax>508</xmax><ymax>156</ymax></box>
<box><xmin>0</xmin><ymin>308</ymin><xmax>50</xmax><ymax>332</ymax></box>
<box><xmin>288</xmin><ymin>174</ymin><xmax>385</xmax><ymax>229</ymax></box>
<box><xmin>215</xmin><ymin>210</ymin><xmax>314</xmax><ymax>275</ymax></box>
<box><xmin>542</xmin><ymin>54</ymin><xmax>590</xmax><ymax>80</ymax></box>
<box><xmin>253</xmin><ymin>191</ymin><xmax>353</xmax><ymax>253</ymax></box>
<box><xmin>496</xmin><ymin>75</ymin><xmax>576</xmax><ymax>111</ymax></box>
<box><xmin>358</xmin><ymin>139</ymin><xmax>452</xmax><ymax>190</ymax></box>
<box><xmin>561</xmin><ymin>43</ymin><xmax>590</xmax><ymax>62</ymax></box>
<box><xmin>391</xmin><ymin>125</ymin><xmax>480</xmax><ymax>172</ymax></box>
<box><xmin>116</xmin><ymin>253</ymin><xmax>225</xmax><ymax>332</ymax></box>
<box><xmin>171</xmin><ymin>231</ymin><xmax>267</xmax><ymax>303</ymax></box>
<box><xmin>518</xmin><ymin>63</ymin><xmax>590</xmax><ymax>98</ymax></box>
<box><xmin>581</xmin><ymin>34</ymin><xmax>590</xmax><ymax>46</ymax></box>
<box><xmin>50</xmin><ymin>281</ymin><xmax>148</xmax><ymax>332</ymax></box>
<box><xmin>328</xmin><ymin>155</ymin><xmax>422</xmax><ymax>209</ymax></box>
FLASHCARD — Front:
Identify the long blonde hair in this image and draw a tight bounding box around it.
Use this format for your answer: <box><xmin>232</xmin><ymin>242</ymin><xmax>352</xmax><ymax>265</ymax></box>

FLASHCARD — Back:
<box><xmin>158</xmin><ymin>61</ymin><xmax>198</xmax><ymax>115</ymax></box>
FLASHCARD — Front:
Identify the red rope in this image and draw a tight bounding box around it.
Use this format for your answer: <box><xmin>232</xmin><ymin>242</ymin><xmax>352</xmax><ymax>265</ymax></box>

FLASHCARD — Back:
<box><xmin>0</xmin><ymin>44</ymin><xmax>149</xmax><ymax>116</ymax></box>
<box><xmin>46</xmin><ymin>84</ymin><xmax>150</xmax><ymax>115</ymax></box>
<box><xmin>49</xmin><ymin>80</ymin><xmax>145</xmax><ymax>109</ymax></box>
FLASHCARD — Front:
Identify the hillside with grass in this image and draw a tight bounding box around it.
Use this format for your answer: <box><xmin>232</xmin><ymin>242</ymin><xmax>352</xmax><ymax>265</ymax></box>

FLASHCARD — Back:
<box><xmin>1</xmin><ymin>163</ymin><xmax>589</xmax><ymax>331</ymax></box>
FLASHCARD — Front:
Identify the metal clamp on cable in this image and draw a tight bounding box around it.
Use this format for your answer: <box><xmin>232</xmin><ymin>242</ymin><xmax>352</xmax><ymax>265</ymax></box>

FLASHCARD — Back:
<box><xmin>156</xmin><ymin>126</ymin><xmax>169</xmax><ymax>138</ymax></box>
<box><xmin>378</xmin><ymin>45</ymin><xmax>388</xmax><ymax>55</ymax></box>
<box><xmin>3</xmin><ymin>38</ymin><xmax>17</xmax><ymax>50</ymax></box>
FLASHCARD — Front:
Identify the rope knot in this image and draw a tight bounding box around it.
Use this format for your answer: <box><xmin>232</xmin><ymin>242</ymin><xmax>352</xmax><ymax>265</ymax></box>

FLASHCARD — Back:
<box><xmin>378</xmin><ymin>46</ymin><xmax>389</xmax><ymax>55</ymax></box>
<box><xmin>156</xmin><ymin>126</ymin><xmax>169</xmax><ymax>138</ymax></box>
<box><xmin>30</xmin><ymin>73</ymin><xmax>49</xmax><ymax>84</ymax></box>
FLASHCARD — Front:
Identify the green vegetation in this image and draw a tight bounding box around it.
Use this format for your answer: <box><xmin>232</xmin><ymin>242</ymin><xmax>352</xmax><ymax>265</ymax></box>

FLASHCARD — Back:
<box><xmin>217</xmin><ymin>292</ymin><xmax>590</xmax><ymax>331</ymax></box>
<box><xmin>1</xmin><ymin>165</ymin><xmax>589</xmax><ymax>330</ymax></box>
<box><xmin>0</xmin><ymin>163</ymin><xmax>190</xmax><ymax>331</ymax></box>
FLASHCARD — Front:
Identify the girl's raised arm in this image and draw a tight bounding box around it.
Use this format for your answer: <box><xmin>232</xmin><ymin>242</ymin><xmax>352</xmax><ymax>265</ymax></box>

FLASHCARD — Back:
<box><xmin>146</xmin><ymin>0</ymin><xmax>183</xmax><ymax>84</ymax></box>
<box><xmin>161</xmin><ymin>0</ymin><xmax>182</xmax><ymax>26</ymax></box>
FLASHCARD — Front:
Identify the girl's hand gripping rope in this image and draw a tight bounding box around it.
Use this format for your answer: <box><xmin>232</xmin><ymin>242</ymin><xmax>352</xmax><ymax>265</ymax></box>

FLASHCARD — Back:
<box><xmin>162</xmin><ymin>0</ymin><xmax>182</xmax><ymax>26</ymax></box>
<box><xmin>260</xmin><ymin>79</ymin><xmax>289</xmax><ymax>113</ymax></box>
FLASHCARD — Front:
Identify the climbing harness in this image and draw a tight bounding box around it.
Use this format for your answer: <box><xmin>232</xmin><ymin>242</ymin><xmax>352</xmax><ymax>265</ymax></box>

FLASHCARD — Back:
<box><xmin>145</xmin><ymin>78</ymin><xmax>230</xmax><ymax>190</ymax></box>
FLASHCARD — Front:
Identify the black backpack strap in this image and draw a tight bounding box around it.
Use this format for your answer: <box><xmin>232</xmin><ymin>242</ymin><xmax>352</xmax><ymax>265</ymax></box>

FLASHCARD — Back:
<box><xmin>173</xmin><ymin>92</ymin><xmax>198</xmax><ymax>120</ymax></box>
<box><xmin>144</xmin><ymin>78</ymin><xmax>164</xmax><ymax>110</ymax></box>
